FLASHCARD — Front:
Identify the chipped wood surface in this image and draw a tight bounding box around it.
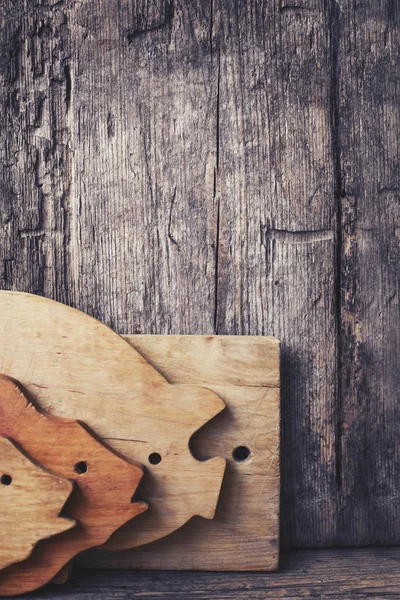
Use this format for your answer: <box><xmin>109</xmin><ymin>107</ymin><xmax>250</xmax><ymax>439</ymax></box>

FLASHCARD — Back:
<box><xmin>0</xmin><ymin>0</ymin><xmax>398</xmax><ymax>550</ymax></box>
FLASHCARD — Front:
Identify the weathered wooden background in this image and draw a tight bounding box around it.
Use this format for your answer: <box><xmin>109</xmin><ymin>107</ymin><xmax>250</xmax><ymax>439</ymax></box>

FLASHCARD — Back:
<box><xmin>0</xmin><ymin>0</ymin><xmax>398</xmax><ymax>550</ymax></box>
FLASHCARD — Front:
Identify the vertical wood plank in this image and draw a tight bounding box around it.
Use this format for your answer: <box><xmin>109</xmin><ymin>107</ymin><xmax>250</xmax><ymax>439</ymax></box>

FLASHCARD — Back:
<box><xmin>213</xmin><ymin>0</ymin><xmax>338</xmax><ymax>547</ymax></box>
<box><xmin>69</xmin><ymin>0</ymin><xmax>219</xmax><ymax>333</ymax></box>
<box><xmin>0</xmin><ymin>2</ymin><xmax>74</xmax><ymax>303</ymax></box>
<box><xmin>336</xmin><ymin>0</ymin><xmax>400</xmax><ymax>545</ymax></box>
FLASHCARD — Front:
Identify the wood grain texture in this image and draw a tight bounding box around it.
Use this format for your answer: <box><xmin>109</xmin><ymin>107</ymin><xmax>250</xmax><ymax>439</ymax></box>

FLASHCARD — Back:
<box><xmin>80</xmin><ymin>334</ymin><xmax>280</xmax><ymax>570</ymax></box>
<box><xmin>123</xmin><ymin>335</ymin><xmax>280</xmax><ymax>387</ymax></box>
<box><xmin>334</xmin><ymin>0</ymin><xmax>400</xmax><ymax>546</ymax></box>
<box><xmin>0</xmin><ymin>375</ymin><xmax>146</xmax><ymax>596</ymax></box>
<box><xmin>214</xmin><ymin>0</ymin><xmax>337</xmax><ymax>550</ymax></box>
<box><xmin>0</xmin><ymin>291</ymin><xmax>226</xmax><ymax>551</ymax></box>
<box><xmin>0</xmin><ymin>0</ymin><xmax>398</xmax><ymax>550</ymax></box>
<box><xmin>33</xmin><ymin>548</ymin><xmax>400</xmax><ymax>600</ymax></box>
<box><xmin>0</xmin><ymin>436</ymin><xmax>75</xmax><ymax>572</ymax></box>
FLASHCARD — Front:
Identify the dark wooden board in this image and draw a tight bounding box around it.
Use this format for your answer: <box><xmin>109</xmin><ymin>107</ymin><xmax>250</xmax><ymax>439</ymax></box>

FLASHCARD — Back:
<box><xmin>29</xmin><ymin>548</ymin><xmax>400</xmax><ymax>599</ymax></box>
<box><xmin>211</xmin><ymin>0</ymin><xmax>337</xmax><ymax>550</ymax></box>
<box><xmin>335</xmin><ymin>0</ymin><xmax>400</xmax><ymax>546</ymax></box>
<box><xmin>0</xmin><ymin>0</ymin><xmax>398</xmax><ymax>549</ymax></box>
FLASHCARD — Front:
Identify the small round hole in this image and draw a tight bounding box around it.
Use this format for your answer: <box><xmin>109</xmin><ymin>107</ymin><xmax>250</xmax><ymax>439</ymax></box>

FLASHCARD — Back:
<box><xmin>148</xmin><ymin>452</ymin><xmax>162</xmax><ymax>465</ymax></box>
<box><xmin>1</xmin><ymin>474</ymin><xmax>12</xmax><ymax>486</ymax></box>
<box><xmin>232</xmin><ymin>446</ymin><xmax>251</xmax><ymax>462</ymax></box>
<box><xmin>74</xmin><ymin>461</ymin><xmax>88</xmax><ymax>475</ymax></box>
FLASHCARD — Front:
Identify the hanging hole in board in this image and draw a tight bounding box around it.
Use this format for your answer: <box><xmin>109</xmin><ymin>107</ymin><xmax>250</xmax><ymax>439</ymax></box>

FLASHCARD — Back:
<box><xmin>232</xmin><ymin>446</ymin><xmax>251</xmax><ymax>462</ymax></box>
<box><xmin>74</xmin><ymin>461</ymin><xmax>88</xmax><ymax>474</ymax></box>
<box><xmin>148</xmin><ymin>452</ymin><xmax>162</xmax><ymax>465</ymax></box>
<box><xmin>1</xmin><ymin>474</ymin><xmax>12</xmax><ymax>486</ymax></box>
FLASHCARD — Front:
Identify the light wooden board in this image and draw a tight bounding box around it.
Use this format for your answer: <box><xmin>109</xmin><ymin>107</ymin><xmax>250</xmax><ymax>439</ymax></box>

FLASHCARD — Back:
<box><xmin>0</xmin><ymin>291</ymin><xmax>226</xmax><ymax>550</ymax></box>
<box><xmin>82</xmin><ymin>335</ymin><xmax>280</xmax><ymax>570</ymax></box>
<box><xmin>0</xmin><ymin>376</ymin><xmax>146</xmax><ymax>596</ymax></box>
<box><xmin>0</xmin><ymin>436</ymin><xmax>75</xmax><ymax>572</ymax></box>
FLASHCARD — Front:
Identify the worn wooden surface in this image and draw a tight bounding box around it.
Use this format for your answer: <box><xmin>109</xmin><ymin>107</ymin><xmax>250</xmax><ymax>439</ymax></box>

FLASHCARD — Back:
<box><xmin>29</xmin><ymin>548</ymin><xmax>400</xmax><ymax>599</ymax></box>
<box><xmin>0</xmin><ymin>436</ymin><xmax>75</xmax><ymax>572</ymax></box>
<box><xmin>335</xmin><ymin>0</ymin><xmax>400</xmax><ymax>546</ymax></box>
<box><xmin>0</xmin><ymin>0</ymin><xmax>398</xmax><ymax>550</ymax></box>
<box><xmin>80</xmin><ymin>334</ymin><xmax>280</xmax><ymax>569</ymax></box>
<box><xmin>0</xmin><ymin>291</ymin><xmax>226</xmax><ymax>550</ymax></box>
<box><xmin>0</xmin><ymin>375</ymin><xmax>146</xmax><ymax>596</ymax></box>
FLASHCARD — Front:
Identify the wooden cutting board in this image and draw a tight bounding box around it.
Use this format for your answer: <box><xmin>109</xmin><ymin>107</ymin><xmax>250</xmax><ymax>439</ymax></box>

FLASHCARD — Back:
<box><xmin>0</xmin><ymin>376</ymin><xmax>146</xmax><ymax>596</ymax></box>
<box><xmin>0</xmin><ymin>291</ymin><xmax>226</xmax><ymax>550</ymax></box>
<box><xmin>0</xmin><ymin>436</ymin><xmax>75</xmax><ymax>572</ymax></box>
<box><xmin>82</xmin><ymin>335</ymin><xmax>280</xmax><ymax>571</ymax></box>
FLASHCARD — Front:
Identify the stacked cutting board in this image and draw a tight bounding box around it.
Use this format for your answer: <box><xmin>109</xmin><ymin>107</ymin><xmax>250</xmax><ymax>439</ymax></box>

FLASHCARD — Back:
<box><xmin>0</xmin><ymin>291</ymin><xmax>280</xmax><ymax>596</ymax></box>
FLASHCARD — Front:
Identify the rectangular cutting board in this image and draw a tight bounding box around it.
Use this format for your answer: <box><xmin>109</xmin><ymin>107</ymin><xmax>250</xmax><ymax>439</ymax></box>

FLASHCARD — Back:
<box><xmin>78</xmin><ymin>335</ymin><xmax>280</xmax><ymax>571</ymax></box>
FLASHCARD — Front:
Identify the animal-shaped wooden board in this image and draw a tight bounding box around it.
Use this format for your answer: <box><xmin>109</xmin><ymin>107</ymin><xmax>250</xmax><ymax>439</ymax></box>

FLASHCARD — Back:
<box><xmin>0</xmin><ymin>291</ymin><xmax>226</xmax><ymax>550</ymax></box>
<box><xmin>0</xmin><ymin>376</ymin><xmax>146</xmax><ymax>596</ymax></box>
<box><xmin>0</xmin><ymin>437</ymin><xmax>75</xmax><ymax>572</ymax></box>
<box><xmin>85</xmin><ymin>335</ymin><xmax>280</xmax><ymax>570</ymax></box>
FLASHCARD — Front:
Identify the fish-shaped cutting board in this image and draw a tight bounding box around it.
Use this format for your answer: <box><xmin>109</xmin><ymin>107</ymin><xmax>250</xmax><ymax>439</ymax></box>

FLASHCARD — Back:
<box><xmin>0</xmin><ymin>375</ymin><xmax>146</xmax><ymax>596</ymax></box>
<box><xmin>0</xmin><ymin>436</ymin><xmax>75</xmax><ymax>572</ymax></box>
<box><xmin>0</xmin><ymin>291</ymin><xmax>226</xmax><ymax>550</ymax></box>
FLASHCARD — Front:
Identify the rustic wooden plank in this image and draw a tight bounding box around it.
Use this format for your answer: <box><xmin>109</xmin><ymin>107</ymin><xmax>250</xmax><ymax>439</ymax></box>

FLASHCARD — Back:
<box><xmin>335</xmin><ymin>0</ymin><xmax>400</xmax><ymax>544</ymax></box>
<box><xmin>0</xmin><ymin>1</ymin><xmax>74</xmax><ymax>302</ymax></box>
<box><xmin>69</xmin><ymin>0</ymin><xmax>220</xmax><ymax>333</ymax></box>
<box><xmin>80</xmin><ymin>334</ymin><xmax>280</xmax><ymax>570</ymax></box>
<box><xmin>0</xmin><ymin>0</ymin><xmax>219</xmax><ymax>329</ymax></box>
<box><xmin>213</xmin><ymin>0</ymin><xmax>337</xmax><ymax>548</ymax></box>
<box><xmin>33</xmin><ymin>548</ymin><xmax>400</xmax><ymax>599</ymax></box>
